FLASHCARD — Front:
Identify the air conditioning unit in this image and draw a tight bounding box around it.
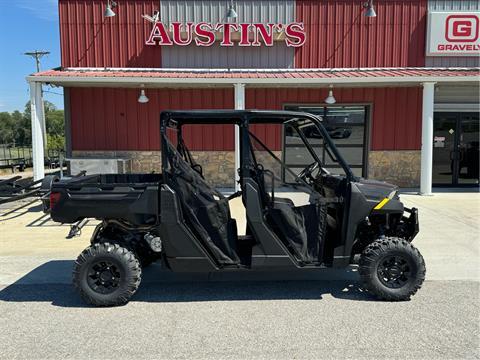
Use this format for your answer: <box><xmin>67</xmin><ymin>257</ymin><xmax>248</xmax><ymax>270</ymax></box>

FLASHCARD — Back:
<box><xmin>67</xmin><ymin>158</ymin><xmax>131</xmax><ymax>175</ymax></box>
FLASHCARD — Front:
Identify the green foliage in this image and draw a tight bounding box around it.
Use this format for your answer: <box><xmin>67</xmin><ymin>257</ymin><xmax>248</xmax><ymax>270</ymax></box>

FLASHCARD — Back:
<box><xmin>0</xmin><ymin>112</ymin><xmax>15</xmax><ymax>144</ymax></box>
<box><xmin>0</xmin><ymin>101</ymin><xmax>65</xmax><ymax>150</ymax></box>
<box><xmin>47</xmin><ymin>134</ymin><xmax>66</xmax><ymax>150</ymax></box>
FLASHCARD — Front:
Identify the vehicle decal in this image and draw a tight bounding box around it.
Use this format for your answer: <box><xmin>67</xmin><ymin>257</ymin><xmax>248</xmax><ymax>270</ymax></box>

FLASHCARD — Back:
<box><xmin>374</xmin><ymin>198</ymin><xmax>390</xmax><ymax>210</ymax></box>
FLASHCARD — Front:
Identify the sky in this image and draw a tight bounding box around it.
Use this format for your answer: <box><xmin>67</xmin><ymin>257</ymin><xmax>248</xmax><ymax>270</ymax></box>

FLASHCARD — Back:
<box><xmin>0</xmin><ymin>0</ymin><xmax>64</xmax><ymax>113</ymax></box>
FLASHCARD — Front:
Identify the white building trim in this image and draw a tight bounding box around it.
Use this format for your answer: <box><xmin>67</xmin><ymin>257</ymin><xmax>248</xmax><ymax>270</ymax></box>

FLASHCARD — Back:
<box><xmin>420</xmin><ymin>82</ymin><xmax>436</xmax><ymax>195</ymax></box>
<box><xmin>29</xmin><ymin>82</ymin><xmax>46</xmax><ymax>181</ymax></box>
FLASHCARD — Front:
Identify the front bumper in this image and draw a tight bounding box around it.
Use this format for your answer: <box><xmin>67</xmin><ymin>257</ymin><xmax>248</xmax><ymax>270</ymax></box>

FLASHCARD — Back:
<box><xmin>403</xmin><ymin>207</ymin><xmax>419</xmax><ymax>241</ymax></box>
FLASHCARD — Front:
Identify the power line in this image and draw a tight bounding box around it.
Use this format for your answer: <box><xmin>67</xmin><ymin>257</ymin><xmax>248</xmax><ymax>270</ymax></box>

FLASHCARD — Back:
<box><xmin>24</xmin><ymin>50</ymin><xmax>50</xmax><ymax>72</ymax></box>
<box><xmin>43</xmin><ymin>90</ymin><xmax>63</xmax><ymax>96</ymax></box>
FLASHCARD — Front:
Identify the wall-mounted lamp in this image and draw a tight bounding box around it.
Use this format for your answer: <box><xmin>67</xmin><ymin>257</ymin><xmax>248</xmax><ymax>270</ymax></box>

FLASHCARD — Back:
<box><xmin>104</xmin><ymin>0</ymin><xmax>117</xmax><ymax>18</ymax></box>
<box><xmin>324</xmin><ymin>85</ymin><xmax>336</xmax><ymax>105</ymax></box>
<box><xmin>138</xmin><ymin>85</ymin><xmax>149</xmax><ymax>104</ymax></box>
<box><xmin>363</xmin><ymin>0</ymin><xmax>377</xmax><ymax>18</ymax></box>
<box><xmin>226</xmin><ymin>1</ymin><xmax>237</xmax><ymax>19</ymax></box>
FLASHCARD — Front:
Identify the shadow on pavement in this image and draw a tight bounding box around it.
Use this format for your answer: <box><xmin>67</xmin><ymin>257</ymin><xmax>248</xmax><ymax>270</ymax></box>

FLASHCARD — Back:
<box><xmin>0</xmin><ymin>260</ymin><xmax>377</xmax><ymax>307</ymax></box>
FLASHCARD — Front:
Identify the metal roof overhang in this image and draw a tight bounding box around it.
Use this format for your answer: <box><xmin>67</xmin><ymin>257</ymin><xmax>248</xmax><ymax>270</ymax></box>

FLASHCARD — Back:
<box><xmin>26</xmin><ymin>67</ymin><xmax>480</xmax><ymax>88</ymax></box>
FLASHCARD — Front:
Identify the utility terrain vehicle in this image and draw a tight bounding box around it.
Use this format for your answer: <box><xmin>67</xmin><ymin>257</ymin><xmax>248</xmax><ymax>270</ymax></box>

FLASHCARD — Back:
<box><xmin>48</xmin><ymin>110</ymin><xmax>425</xmax><ymax>306</ymax></box>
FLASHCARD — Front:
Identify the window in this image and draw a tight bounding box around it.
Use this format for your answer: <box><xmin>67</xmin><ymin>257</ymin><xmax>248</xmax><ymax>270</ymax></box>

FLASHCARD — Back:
<box><xmin>284</xmin><ymin>105</ymin><xmax>368</xmax><ymax>178</ymax></box>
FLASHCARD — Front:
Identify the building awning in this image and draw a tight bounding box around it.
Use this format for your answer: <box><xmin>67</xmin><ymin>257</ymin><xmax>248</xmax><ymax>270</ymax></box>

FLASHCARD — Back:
<box><xmin>27</xmin><ymin>67</ymin><xmax>479</xmax><ymax>87</ymax></box>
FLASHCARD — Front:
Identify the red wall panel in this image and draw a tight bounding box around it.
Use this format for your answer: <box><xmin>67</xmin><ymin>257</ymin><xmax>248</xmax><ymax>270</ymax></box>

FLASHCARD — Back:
<box><xmin>70</xmin><ymin>86</ymin><xmax>422</xmax><ymax>152</ymax></box>
<box><xmin>295</xmin><ymin>0</ymin><xmax>427</xmax><ymax>68</ymax></box>
<box><xmin>246</xmin><ymin>87</ymin><xmax>422</xmax><ymax>151</ymax></box>
<box><xmin>59</xmin><ymin>0</ymin><xmax>161</xmax><ymax>67</ymax></box>
<box><xmin>59</xmin><ymin>0</ymin><xmax>427</xmax><ymax>69</ymax></box>
<box><xmin>69</xmin><ymin>88</ymin><xmax>235</xmax><ymax>151</ymax></box>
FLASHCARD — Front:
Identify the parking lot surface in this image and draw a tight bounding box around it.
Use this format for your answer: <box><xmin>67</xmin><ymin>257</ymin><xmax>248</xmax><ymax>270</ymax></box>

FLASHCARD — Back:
<box><xmin>0</xmin><ymin>191</ymin><xmax>479</xmax><ymax>359</ymax></box>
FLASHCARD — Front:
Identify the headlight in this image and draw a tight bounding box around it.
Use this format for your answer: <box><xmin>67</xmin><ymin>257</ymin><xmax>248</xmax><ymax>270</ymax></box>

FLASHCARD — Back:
<box><xmin>387</xmin><ymin>190</ymin><xmax>398</xmax><ymax>199</ymax></box>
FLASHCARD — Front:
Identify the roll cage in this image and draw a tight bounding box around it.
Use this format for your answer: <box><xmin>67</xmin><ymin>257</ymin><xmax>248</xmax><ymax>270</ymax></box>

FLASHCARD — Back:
<box><xmin>160</xmin><ymin>110</ymin><xmax>355</xmax><ymax>184</ymax></box>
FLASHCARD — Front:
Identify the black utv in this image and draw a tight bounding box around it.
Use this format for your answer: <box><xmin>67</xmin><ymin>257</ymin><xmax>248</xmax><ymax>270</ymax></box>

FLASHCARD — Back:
<box><xmin>48</xmin><ymin>110</ymin><xmax>425</xmax><ymax>306</ymax></box>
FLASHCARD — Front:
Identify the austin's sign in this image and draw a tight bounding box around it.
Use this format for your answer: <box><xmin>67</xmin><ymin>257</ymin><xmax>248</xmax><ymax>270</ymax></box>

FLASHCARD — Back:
<box><xmin>426</xmin><ymin>12</ymin><xmax>480</xmax><ymax>56</ymax></box>
<box><xmin>145</xmin><ymin>22</ymin><xmax>306</xmax><ymax>47</ymax></box>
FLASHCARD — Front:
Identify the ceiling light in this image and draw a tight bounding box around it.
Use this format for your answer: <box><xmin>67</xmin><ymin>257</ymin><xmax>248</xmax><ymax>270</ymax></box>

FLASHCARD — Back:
<box><xmin>363</xmin><ymin>1</ymin><xmax>377</xmax><ymax>18</ymax></box>
<box><xmin>104</xmin><ymin>0</ymin><xmax>117</xmax><ymax>18</ymax></box>
<box><xmin>138</xmin><ymin>86</ymin><xmax>149</xmax><ymax>103</ymax></box>
<box><xmin>324</xmin><ymin>85</ymin><xmax>336</xmax><ymax>105</ymax></box>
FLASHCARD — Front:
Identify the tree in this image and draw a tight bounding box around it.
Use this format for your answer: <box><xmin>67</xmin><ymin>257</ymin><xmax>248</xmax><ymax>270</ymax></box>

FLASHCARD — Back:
<box><xmin>46</xmin><ymin>109</ymin><xmax>64</xmax><ymax>137</ymax></box>
<box><xmin>0</xmin><ymin>100</ymin><xmax>65</xmax><ymax>149</ymax></box>
<box><xmin>0</xmin><ymin>112</ymin><xmax>15</xmax><ymax>145</ymax></box>
<box><xmin>11</xmin><ymin>111</ymin><xmax>25</xmax><ymax>146</ymax></box>
<box><xmin>47</xmin><ymin>134</ymin><xmax>65</xmax><ymax>150</ymax></box>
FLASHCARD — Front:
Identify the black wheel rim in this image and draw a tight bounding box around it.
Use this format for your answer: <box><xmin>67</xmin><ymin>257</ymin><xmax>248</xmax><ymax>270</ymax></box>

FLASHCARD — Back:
<box><xmin>87</xmin><ymin>260</ymin><xmax>121</xmax><ymax>294</ymax></box>
<box><xmin>377</xmin><ymin>255</ymin><xmax>411</xmax><ymax>289</ymax></box>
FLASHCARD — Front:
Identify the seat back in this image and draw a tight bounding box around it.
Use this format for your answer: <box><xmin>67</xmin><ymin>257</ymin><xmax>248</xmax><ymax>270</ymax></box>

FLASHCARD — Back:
<box><xmin>164</xmin><ymin>139</ymin><xmax>239</xmax><ymax>265</ymax></box>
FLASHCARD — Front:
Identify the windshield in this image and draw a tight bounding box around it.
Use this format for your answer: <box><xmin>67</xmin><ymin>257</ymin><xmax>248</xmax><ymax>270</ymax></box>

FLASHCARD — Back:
<box><xmin>284</xmin><ymin>117</ymin><xmax>353</xmax><ymax>182</ymax></box>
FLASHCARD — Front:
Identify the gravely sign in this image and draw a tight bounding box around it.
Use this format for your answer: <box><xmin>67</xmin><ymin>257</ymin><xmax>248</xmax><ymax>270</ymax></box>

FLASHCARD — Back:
<box><xmin>426</xmin><ymin>12</ymin><xmax>480</xmax><ymax>56</ymax></box>
<box><xmin>146</xmin><ymin>22</ymin><xmax>306</xmax><ymax>47</ymax></box>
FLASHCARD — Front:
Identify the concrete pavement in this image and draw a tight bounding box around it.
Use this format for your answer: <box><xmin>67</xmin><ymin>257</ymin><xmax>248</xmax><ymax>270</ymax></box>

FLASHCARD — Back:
<box><xmin>0</xmin><ymin>190</ymin><xmax>479</xmax><ymax>359</ymax></box>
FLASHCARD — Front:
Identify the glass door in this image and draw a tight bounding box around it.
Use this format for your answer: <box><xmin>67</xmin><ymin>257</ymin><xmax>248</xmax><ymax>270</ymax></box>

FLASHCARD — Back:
<box><xmin>433</xmin><ymin>112</ymin><xmax>479</xmax><ymax>186</ymax></box>
<box><xmin>458</xmin><ymin>114</ymin><xmax>479</xmax><ymax>185</ymax></box>
<box><xmin>432</xmin><ymin>114</ymin><xmax>458</xmax><ymax>185</ymax></box>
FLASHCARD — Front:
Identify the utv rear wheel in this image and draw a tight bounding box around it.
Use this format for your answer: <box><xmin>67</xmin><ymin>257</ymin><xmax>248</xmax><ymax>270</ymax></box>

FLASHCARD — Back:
<box><xmin>359</xmin><ymin>237</ymin><xmax>426</xmax><ymax>301</ymax></box>
<box><xmin>73</xmin><ymin>242</ymin><xmax>142</xmax><ymax>306</ymax></box>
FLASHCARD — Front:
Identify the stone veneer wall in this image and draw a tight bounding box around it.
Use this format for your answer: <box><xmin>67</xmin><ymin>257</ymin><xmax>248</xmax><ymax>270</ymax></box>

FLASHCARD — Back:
<box><xmin>73</xmin><ymin>150</ymin><xmax>421</xmax><ymax>188</ymax></box>
<box><xmin>368</xmin><ymin>150</ymin><xmax>421</xmax><ymax>188</ymax></box>
<box><xmin>72</xmin><ymin>150</ymin><xmax>236</xmax><ymax>187</ymax></box>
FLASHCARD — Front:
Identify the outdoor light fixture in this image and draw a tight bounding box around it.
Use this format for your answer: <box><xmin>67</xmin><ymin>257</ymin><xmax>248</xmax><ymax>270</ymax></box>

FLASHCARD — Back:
<box><xmin>363</xmin><ymin>0</ymin><xmax>377</xmax><ymax>18</ymax></box>
<box><xmin>226</xmin><ymin>1</ymin><xmax>237</xmax><ymax>19</ymax></box>
<box><xmin>104</xmin><ymin>0</ymin><xmax>117</xmax><ymax>18</ymax></box>
<box><xmin>138</xmin><ymin>85</ymin><xmax>149</xmax><ymax>103</ymax></box>
<box><xmin>324</xmin><ymin>85</ymin><xmax>336</xmax><ymax>104</ymax></box>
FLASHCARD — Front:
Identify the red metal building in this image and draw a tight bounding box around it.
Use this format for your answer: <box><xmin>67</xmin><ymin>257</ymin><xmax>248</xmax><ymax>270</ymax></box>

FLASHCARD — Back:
<box><xmin>28</xmin><ymin>0</ymin><xmax>479</xmax><ymax>192</ymax></box>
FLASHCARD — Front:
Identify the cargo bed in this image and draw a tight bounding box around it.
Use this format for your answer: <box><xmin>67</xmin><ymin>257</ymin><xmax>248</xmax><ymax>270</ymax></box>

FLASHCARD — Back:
<box><xmin>48</xmin><ymin>174</ymin><xmax>162</xmax><ymax>225</ymax></box>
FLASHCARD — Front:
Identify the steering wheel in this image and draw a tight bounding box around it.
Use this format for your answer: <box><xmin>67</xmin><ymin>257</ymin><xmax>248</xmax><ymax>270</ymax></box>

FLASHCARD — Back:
<box><xmin>296</xmin><ymin>161</ymin><xmax>320</xmax><ymax>183</ymax></box>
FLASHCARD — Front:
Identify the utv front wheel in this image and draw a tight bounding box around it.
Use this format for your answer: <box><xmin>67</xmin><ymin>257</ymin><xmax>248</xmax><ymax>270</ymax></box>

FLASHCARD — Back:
<box><xmin>73</xmin><ymin>242</ymin><xmax>142</xmax><ymax>306</ymax></box>
<box><xmin>359</xmin><ymin>237</ymin><xmax>426</xmax><ymax>301</ymax></box>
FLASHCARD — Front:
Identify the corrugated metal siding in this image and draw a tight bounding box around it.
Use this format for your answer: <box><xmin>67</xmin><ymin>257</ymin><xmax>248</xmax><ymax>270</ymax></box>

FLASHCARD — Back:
<box><xmin>425</xmin><ymin>0</ymin><xmax>480</xmax><ymax>67</ymax></box>
<box><xmin>162</xmin><ymin>44</ymin><xmax>294</xmax><ymax>68</ymax></box>
<box><xmin>160</xmin><ymin>0</ymin><xmax>295</xmax><ymax>68</ymax></box>
<box><xmin>428</xmin><ymin>0</ymin><xmax>480</xmax><ymax>11</ymax></box>
<box><xmin>435</xmin><ymin>84</ymin><xmax>480</xmax><ymax>104</ymax></box>
<box><xmin>425</xmin><ymin>57</ymin><xmax>480</xmax><ymax>67</ymax></box>
<box><xmin>160</xmin><ymin>0</ymin><xmax>294</xmax><ymax>24</ymax></box>
<box><xmin>69</xmin><ymin>87</ymin><xmax>235</xmax><ymax>151</ymax></box>
<box><xmin>70</xmin><ymin>86</ymin><xmax>422</xmax><ymax>152</ymax></box>
<box><xmin>295</xmin><ymin>0</ymin><xmax>427</xmax><ymax>68</ymax></box>
<box><xmin>59</xmin><ymin>0</ymin><xmax>162</xmax><ymax>67</ymax></box>
<box><xmin>246</xmin><ymin>87</ymin><xmax>423</xmax><ymax>151</ymax></box>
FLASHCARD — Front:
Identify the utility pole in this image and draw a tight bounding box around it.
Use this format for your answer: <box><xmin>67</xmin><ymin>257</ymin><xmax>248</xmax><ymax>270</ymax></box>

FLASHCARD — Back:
<box><xmin>24</xmin><ymin>50</ymin><xmax>50</xmax><ymax>72</ymax></box>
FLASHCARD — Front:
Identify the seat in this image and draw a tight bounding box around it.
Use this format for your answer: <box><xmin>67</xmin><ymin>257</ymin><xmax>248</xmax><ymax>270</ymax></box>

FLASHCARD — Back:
<box><xmin>164</xmin><ymin>139</ymin><xmax>240</xmax><ymax>265</ymax></box>
<box><xmin>252</xmin><ymin>163</ymin><xmax>327</xmax><ymax>264</ymax></box>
